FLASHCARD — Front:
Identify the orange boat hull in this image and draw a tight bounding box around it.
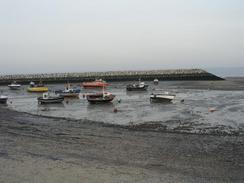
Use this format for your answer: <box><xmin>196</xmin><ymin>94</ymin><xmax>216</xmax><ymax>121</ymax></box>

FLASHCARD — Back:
<box><xmin>82</xmin><ymin>81</ymin><xmax>109</xmax><ymax>88</ymax></box>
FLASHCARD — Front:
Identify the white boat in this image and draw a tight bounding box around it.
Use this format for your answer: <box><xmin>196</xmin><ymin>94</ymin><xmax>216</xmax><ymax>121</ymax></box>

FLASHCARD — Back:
<box><xmin>8</xmin><ymin>81</ymin><xmax>21</xmax><ymax>90</ymax></box>
<box><xmin>37</xmin><ymin>92</ymin><xmax>64</xmax><ymax>104</ymax></box>
<box><xmin>150</xmin><ymin>92</ymin><xmax>175</xmax><ymax>103</ymax></box>
<box><xmin>153</xmin><ymin>78</ymin><xmax>159</xmax><ymax>85</ymax></box>
<box><xmin>0</xmin><ymin>95</ymin><xmax>8</xmax><ymax>104</ymax></box>
<box><xmin>126</xmin><ymin>79</ymin><xmax>148</xmax><ymax>91</ymax></box>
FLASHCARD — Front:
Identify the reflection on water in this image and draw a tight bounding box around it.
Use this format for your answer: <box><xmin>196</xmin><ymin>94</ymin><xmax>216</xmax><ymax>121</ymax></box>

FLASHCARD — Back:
<box><xmin>1</xmin><ymin>80</ymin><xmax>244</xmax><ymax>134</ymax></box>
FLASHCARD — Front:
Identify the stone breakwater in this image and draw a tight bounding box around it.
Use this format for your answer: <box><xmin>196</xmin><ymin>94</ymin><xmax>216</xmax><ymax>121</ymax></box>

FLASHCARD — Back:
<box><xmin>0</xmin><ymin>69</ymin><xmax>223</xmax><ymax>85</ymax></box>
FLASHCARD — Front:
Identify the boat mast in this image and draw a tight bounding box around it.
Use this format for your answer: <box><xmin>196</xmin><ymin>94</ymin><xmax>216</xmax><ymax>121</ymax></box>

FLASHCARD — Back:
<box><xmin>102</xmin><ymin>85</ymin><xmax>105</xmax><ymax>96</ymax></box>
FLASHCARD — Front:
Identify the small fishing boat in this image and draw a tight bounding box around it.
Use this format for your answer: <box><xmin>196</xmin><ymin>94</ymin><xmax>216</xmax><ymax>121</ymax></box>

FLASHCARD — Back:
<box><xmin>82</xmin><ymin>79</ymin><xmax>109</xmax><ymax>88</ymax></box>
<box><xmin>86</xmin><ymin>92</ymin><xmax>115</xmax><ymax>104</ymax></box>
<box><xmin>126</xmin><ymin>80</ymin><xmax>148</xmax><ymax>91</ymax></box>
<box><xmin>0</xmin><ymin>95</ymin><xmax>8</xmax><ymax>104</ymax></box>
<box><xmin>37</xmin><ymin>92</ymin><xmax>64</xmax><ymax>104</ymax></box>
<box><xmin>8</xmin><ymin>81</ymin><xmax>21</xmax><ymax>90</ymax></box>
<box><xmin>27</xmin><ymin>81</ymin><xmax>48</xmax><ymax>92</ymax></box>
<box><xmin>55</xmin><ymin>84</ymin><xmax>80</xmax><ymax>98</ymax></box>
<box><xmin>153</xmin><ymin>78</ymin><xmax>159</xmax><ymax>85</ymax></box>
<box><xmin>150</xmin><ymin>92</ymin><xmax>175</xmax><ymax>103</ymax></box>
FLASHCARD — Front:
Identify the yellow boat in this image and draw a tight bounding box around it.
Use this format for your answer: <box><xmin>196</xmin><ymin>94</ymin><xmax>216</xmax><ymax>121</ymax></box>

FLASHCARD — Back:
<box><xmin>27</xmin><ymin>81</ymin><xmax>49</xmax><ymax>92</ymax></box>
<box><xmin>27</xmin><ymin>86</ymin><xmax>49</xmax><ymax>92</ymax></box>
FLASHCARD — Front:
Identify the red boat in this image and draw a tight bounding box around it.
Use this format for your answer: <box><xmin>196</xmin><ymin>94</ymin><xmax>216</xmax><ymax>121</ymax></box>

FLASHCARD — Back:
<box><xmin>82</xmin><ymin>79</ymin><xmax>109</xmax><ymax>88</ymax></box>
<box><xmin>86</xmin><ymin>92</ymin><xmax>115</xmax><ymax>104</ymax></box>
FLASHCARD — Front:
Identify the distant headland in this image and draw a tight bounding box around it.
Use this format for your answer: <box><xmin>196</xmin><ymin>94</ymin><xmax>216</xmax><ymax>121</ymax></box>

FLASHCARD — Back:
<box><xmin>0</xmin><ymin>69</ymin><xmax>223</xmax><ymax>85</ymax></box>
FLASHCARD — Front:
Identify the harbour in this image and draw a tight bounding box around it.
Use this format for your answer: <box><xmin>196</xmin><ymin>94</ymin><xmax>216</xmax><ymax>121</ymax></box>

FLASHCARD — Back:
<box><xmin>1</xmin><ymin>78</ymin><xmax>244</xmax><ymax>135</ymax></box>
<box><xmin>1</xmin><ymin>0</ymin><xmax>243</xmax><ymax>182</ymax></box>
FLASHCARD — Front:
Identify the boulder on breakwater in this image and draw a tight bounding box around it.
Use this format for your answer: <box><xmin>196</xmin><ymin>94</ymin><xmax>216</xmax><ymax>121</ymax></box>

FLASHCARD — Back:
<box><xmin>0</xmin><ymin>69</ymin><xmax>223</xmax><ymax>85</ymax></box>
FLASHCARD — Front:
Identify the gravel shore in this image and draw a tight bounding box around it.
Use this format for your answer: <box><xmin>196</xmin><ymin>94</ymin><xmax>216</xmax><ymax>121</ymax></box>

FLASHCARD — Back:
<box><xmin>0</xmin><ymin>107</ymin><xmax>244</xmax><ymax>183</ymax></box>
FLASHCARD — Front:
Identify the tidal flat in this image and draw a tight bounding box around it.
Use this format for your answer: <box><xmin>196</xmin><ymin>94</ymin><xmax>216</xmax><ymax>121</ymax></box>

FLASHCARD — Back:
<box><xmin>0</xmin><ymin>79</ymin><xmax>244</xmax><ymax>182</ymax></box>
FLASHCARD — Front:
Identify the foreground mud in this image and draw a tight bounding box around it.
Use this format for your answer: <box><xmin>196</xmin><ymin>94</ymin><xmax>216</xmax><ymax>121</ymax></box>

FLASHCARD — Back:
<box><xmin>0</xmin><ymin>107</ymin><xmax>244</xmax><ymax>183</ymax></box>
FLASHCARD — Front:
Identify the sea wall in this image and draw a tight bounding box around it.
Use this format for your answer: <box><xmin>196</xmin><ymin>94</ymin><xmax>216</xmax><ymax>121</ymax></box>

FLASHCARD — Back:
<box><xmin>0</xmin><ymin>69</ymin><xmax>223</xmax><ymax>85</ymax></box>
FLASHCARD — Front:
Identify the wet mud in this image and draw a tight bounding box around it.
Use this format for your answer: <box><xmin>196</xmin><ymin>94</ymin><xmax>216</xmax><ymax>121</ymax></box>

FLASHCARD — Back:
<box><xmin>0</xmin><ymin>107</ymin><xmax>244</xmax><ymax>183</ymax></box>
<box><xmin>0</xmin><ymin>79</ymin><xmax>244</xmax><ymax>136</ymax></box>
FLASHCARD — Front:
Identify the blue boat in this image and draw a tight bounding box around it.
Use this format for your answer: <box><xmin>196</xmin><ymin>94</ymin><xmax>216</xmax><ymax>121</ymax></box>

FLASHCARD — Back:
<box><xmin>55</xmin><ymin>84</ymin><xmax>80</xmax><ymax>98</ymax></box>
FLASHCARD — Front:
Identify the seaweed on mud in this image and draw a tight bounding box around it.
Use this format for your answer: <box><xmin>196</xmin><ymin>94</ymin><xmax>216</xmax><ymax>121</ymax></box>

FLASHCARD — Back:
<box><xmin>24</xmin><ymin>151</ymin><xmax>62</xmax><ymax>161</ymax></box>
<box><xmin>128</xmin><ymin>122</ymin><xmax>167</xmax><ymax>131</ymax></box>
<box><xmin>1</xmin><ymin>107</ymin><xmax>243</xmax><ymax>136</ymax></box>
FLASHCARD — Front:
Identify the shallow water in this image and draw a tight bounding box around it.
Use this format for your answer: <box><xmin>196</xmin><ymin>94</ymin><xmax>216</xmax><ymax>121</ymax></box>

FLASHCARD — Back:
<box><xmin>1</xmin><ymin>79</ymin><xmax>244</xmax><ymax>134</ymax></box>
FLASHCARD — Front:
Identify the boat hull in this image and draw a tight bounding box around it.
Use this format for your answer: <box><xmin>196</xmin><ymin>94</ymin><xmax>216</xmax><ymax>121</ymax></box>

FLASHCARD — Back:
<box><xmin>37</xmin><ymin>97</ymin><xmax>64</xmax><ymax>104</ymax></box>
<box><xmin>0</xmin><ymin>95</ymin><xmax>8</xmax><ymax>104</ymax></box>
<box><xmin>27</xmin><ymin>87</ymin><xmax>49</xmax><ymax>92</ymax></box>
<box><xmin>82</xmin><ymin>81</ymin><xmax>109</xmax><ymax>88</ymax></box>
<box><xmin>150</xmin><ymin>97</ymin><xmax>173</xmax><ymax>103</ymax></box>
<box><xmin>8</xmin><ymin>85</ymin><xmax>21</xmax><ymax>90</ymax></box>
<box><xmin>83</xmin><ymin>84</ymin><xmax>109</xmax><ymax>88</ymax></box>
<box><xmin>86</xmin><ymin>93</ymin><xmax>115</xmax><ymax>104</ymax></box>
<box><xmin>150</xmin><ymin>94</ymin><xmax>175</xmax><ymax>103</ymax></box>
<box><xmin>0</xmin><ymin>98</ymin><xmax>8</xmax><ymax>104</ymax></box>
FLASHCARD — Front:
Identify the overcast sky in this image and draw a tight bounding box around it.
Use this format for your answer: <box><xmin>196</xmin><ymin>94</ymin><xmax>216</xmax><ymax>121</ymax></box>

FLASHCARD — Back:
<box><xmin>0</xmin><ymin>0</ymin><xmax>243</xmax><ymax>74</ymax></box>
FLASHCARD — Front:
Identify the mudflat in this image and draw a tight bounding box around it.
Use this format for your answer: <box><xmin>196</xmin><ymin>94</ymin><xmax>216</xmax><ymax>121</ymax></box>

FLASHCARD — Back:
<box><xmin>0</xmin><ymin>107</ymin><xmax>243</xmax><ymax>183</ymax></box>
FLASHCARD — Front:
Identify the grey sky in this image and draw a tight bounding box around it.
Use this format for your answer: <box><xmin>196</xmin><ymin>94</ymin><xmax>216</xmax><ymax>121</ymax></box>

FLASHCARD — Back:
<box><xmin>0</xmin><ymin>0</ymin><xmax>243</xmax><ymax>74</ymax></box>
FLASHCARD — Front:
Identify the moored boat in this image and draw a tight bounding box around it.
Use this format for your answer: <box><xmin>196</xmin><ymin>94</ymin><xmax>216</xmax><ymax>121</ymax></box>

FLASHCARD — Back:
<box><xmin>86</xmin><ymin>92</ymin><xmax>115</xmax><ymax>104</ymax></box>
<box><xmin>153</xmin><ymin>78</ymin><xmax>159</xmax><ymax>85</ymax></box>
<box><xmin>55</xmin><ymin>84</ymin><xmax>80</xmax><ymax>98</ymax></box>
<box><xmin>27</xmin><ymin>81</ymin><xmax>48</xmax><ymax>92</ymax></box>
<box><xmin>82</xmin><ymin>79</ymin><xmax>109</xmax><ymax>88</ymax></box>
<box><xmin>0</xmin><ymin>95</ymin><xmax>8</xmax><ymax>104</ymax></box>
<box><xmin>126</xmin><ymin>80</ymin><xmax>148</xmax><ymax>91</ymax></box>
<box><xmin>37</xmin><ymin>92</ymin><xmax>64</xmax><ymax>104</ymax></box>
<box><xmin>150</xmin><ymin>92</ymin><xmax>175</xmax><ymax>103</ymax></box>
<box><xmin>8</xmin><ymin>81</ymin><xmax>21</xmax><ymax>90</ymax></box>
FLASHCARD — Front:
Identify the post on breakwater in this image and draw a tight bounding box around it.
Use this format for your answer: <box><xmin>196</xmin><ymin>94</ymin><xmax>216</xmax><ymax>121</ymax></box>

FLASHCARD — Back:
<box><xmin>0</xmin><ymin>69</ymin><xmax>223</xmax><ymax>85</ymax></box>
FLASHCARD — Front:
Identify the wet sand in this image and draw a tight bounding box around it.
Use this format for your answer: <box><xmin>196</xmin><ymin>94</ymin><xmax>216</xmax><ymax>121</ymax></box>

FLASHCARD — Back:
<box><xmin>2</xmin><ymin>79</ymin><xmax>244</xmax><ymax>135</ymax></box>
<box><xmin>0</xmin><ymin>107</ymin><xmax>244</xmax><ymax>183</ymax></box>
